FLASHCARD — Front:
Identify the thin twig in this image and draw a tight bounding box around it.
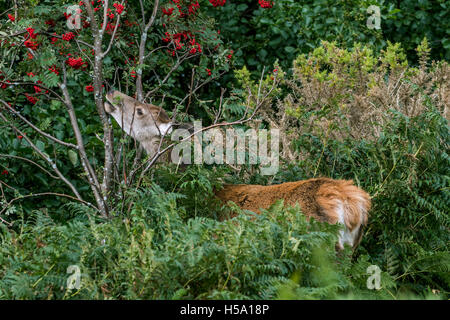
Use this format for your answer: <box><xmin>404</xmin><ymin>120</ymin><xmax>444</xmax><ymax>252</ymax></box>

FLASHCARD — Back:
<box><xmin>0</xmin><ymin>99</ymin><xmax>78</xmax><ymax>149</ymax></box>
<box><xmin>134</xmin><ymin>73</ymin><xmax>277</xmax><ymax>189</ymax></box>
<box><xmin>0</xmin><ymin>154</ymin><xmax>60</xmax><ymax>179</ymax></box>
<box><xmin>0</xmin><ymin>110</ymin><xmax>83</xmax><ymax>201</ymax></box>
<box><xmin>0</xmin><ymin>192</ymin><xmax>98</xmax><ymax>217</ymax></box>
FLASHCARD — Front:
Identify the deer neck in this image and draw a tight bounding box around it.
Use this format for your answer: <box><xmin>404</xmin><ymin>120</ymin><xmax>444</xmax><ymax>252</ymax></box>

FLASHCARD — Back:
<box><xmin>141</xmin><ymin>136</ymin><xmax>163</xmax><ymax>159</ymax></box>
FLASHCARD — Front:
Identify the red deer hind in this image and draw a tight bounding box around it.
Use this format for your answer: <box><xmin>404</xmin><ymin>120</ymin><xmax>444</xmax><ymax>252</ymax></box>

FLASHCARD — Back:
<box><xmin>104</xmin><ymin>91</ymin><xmax>371</xmax><ymax>251</ymax></box>
<box><xmin>216</xmin><ymin>178</ymin><xmax>371</xmax><ymax>251</ymax></box>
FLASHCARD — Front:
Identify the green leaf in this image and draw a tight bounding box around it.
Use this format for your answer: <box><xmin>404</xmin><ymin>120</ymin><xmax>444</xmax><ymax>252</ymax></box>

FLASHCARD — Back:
<box><xmin>36</xmin><ymin>140</ymin><xmax>45</xmax><ymax>152</ymax></box>
<box><xmin>284</xmin><ymin>46</ymin><xmax>295</xmax><ymax>53</ymax></box>
<box><xmin>237</xmin><ymin>4</ymin><xmax>248</xmax><ymax>12</ymax></box>
<box><xmin>68</xmin><ymin>150</ymin><xmax>78</xmax><ymax>166</ymax></box>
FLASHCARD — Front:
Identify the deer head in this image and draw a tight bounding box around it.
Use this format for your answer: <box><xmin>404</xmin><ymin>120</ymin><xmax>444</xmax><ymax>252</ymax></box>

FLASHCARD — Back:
<box><xmin>104</xmin><ymin>90</ymin><xmax>173</xmax><ymax>157</ymax></box>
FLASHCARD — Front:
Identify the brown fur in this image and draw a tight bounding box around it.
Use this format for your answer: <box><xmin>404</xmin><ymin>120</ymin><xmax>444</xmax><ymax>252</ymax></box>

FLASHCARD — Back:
<box><xmin>147</xmin><ymin>104</ymin><xmax>171</xmax><ymax>124</ymax></box>
<box><xmin>216</xmin><ymin>178</ymin><xmax>371</xmax><ymax>250</ymax></box>
<box><xmin>105</xmin><ymin>90</ymin><xmax>173</xmax><ymax>157</ymax></box>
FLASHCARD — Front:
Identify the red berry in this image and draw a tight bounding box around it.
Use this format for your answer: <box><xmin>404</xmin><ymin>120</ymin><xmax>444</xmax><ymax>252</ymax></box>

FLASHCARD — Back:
<box><xmin>209</xmin><ymin>0</ymin><xmax>226</xmax><ymax>7</ymax></box>
<box><xmin>259</xmin><ymin>0</ymin><xmax>274</xmax><ymax>8</ymax></box>
<box><xmin>62</xmin><ymin>32</ymin><xmax>75</xmax><ymax>41</ymax></box>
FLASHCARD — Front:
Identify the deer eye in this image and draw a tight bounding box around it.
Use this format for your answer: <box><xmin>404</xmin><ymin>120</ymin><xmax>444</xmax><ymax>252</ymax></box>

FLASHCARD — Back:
<box><xmin>136</xmin><ymin>108</ymin><xmax>144</xmax><ymax>116</ymax></box>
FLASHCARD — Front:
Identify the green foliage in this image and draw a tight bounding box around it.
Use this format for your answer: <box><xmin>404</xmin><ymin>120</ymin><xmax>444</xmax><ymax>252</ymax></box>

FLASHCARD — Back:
<box><xmin>205</xmin><ymin>0</ymin><xmax>449</xmax><ymax>76</ymax></box>
<box><xmin>150</xmin><ymin>164</ymin><xmax>229</xmax><ymax>219</ymax></box>
<box><xmin>267</xmin><ymin>71</ymin><xmax>450</xmax><ymax>297</ymax></box>
<box><xmin>206</xmin><ymin>0</ymin><xmax>383</xmax><ymax>72</ymax></box>
<box><xmin>289</xmin><ymin>106</ymin><xmax>449</xmax><ymax>293</ymax></box>
<box><xmin>382</xmin><ymin>0</ymin><xmax>450</xmax><ymax>61</ymax></box>
<box><xmin>0</xmin><ymin>0</ymin><xmax>232</xmax><ymax>213</ymax></box>
<box><xmin>253</xmin><ymin>41</ymin><xmax>450</xmax><ymax>297</ymax></box>
<box><xmin>0</xmin><ymin>1</ymin><xmax>448</xmax><ymax>300</ymax></box>
<box><xmin>0</xmin><ymin>185</ymin><xmax>416</xmax><ymax>299</ymax></box>
<box><xmin>2</xmin><ymin>178</ymin><xmax>446</xmax><ymax>299</ymax></box>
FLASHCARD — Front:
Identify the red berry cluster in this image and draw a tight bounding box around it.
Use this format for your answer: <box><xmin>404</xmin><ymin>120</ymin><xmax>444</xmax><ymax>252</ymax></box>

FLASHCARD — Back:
<box><xmin>188</xmin><ymin>1</ymin><xmax>200</xmax><ymax>15</ymax></box>
<box><xmin>45</xmin><ymin>19</ymin><xmax>56</xmax><ymax>27</ymax></box>
<box><xmin>48</xmin><ymin>65</ymin><xmax>59</xmax><ymax>75</ymax></box>
<box><xmin>0</xmin><ymin>71</ymin><xmax>10</xmax><ymax>89</ymax></box>
<box><xmin>162</xmin><ymin>31</ymin><xmax>202</xmax><ymax>55</ymax></box>
<box><xmin>62</xmin><ymin>32</ymin><xmax>75</xmax><ymax>41</ymax></box>
<box><xmin>26</xmin><ymin>27</ymin><xmax>37</xmax><ymax>39</ymax></box>
<box><xmin>24</xmin><ymin>27</ymin><xmax>39</xmax><ymax>50</ymax></box>
<box><xmin>33</xmin><ymin>85</ymin><xmax>42</xmax><ymax>93</ymax></box>
<box><xmin>113</xmin><ymin>2</ymin><xmax>125</xmax><ymax>14</ymax></box>
<box><xmin>104</xmin><ymin>22</ymin><xmax>119</xmax><ymax>34</ymax></box>
<box><xmin>66</xmin><ymin>57</ymin><xmax>86</xmax><ymax>69</ymax></box>
<box><xmin>24</xmin><ymin>40</ymin><xmax>38</xmax><ymax>50</ymax></box>
<box><xmin>26</xmin><ymin>27</ymin><xmax>37</xmax><ymax>38</ymax></box>
<box><xmin>7</xmin><ymin>14</ymin><xmax>15</xmax><ymax>22</ymax></box>
<box><xmin>27</xmin><ymin>72</ymin><xmax>49</xmax><ymax>94</ymax></box>
<box><xmin>107</xmin><ymin>7</ymin><xmax>115</xmax><ymax>19</ymax></box>
<box><xmin>168</xmin><ymin>0</ymin><xmax>200</xmax><ymax>19</ymax></box>
<box><xmin>51</xmin><ymin>33</ymin><xmax>59</xmax><ymax>44</ymax></box>
<box><xmin>25</xmin><ymin>93</ymin><xmax>38</xmax><ymax>105</ymax></box>
<box><xmin>188</xmin><ymin>37</ymin><xmax>202</xmax><ymax>54</ymax></box>
<box><xmin>208</xmin><ymin>0</ymin><xmax>226</xmax><ymax>7</ymax></box>
<box><xmin>258</xmin><ymin>0</ymin><xmax>274</xmax><ymax>8</ymax></box>
<box><xmin>162</xmin><ymin>7</ymin><xmax>175</xmax><ymax>16</ymax></box>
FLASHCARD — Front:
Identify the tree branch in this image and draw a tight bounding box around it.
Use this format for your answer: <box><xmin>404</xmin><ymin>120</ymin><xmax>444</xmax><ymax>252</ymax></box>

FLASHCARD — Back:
<box><xmin>0</xmin><ymin>98</ymin><xmax>78</xmax><ymax>149</ymax></box>
<box><xmin>0</xmin><ymin>110</ymin><xmax>83</xmax><ymax>201</ymax></box>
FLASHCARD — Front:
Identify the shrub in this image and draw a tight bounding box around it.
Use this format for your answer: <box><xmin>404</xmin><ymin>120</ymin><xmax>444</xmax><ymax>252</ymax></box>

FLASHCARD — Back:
<box><xmin>239</xmin><ymin>39</ymin><xmax>449</xmax><ymax>163</ymax></box>
<box><xmin>244</xmin><ymin>41</ymin><xmax>450</xmax><ymax>296</ymax></box>
<box><xmin>206</xmin><ymin>0</ymin><xmax>449</xmax><ymax>74</ymax></box>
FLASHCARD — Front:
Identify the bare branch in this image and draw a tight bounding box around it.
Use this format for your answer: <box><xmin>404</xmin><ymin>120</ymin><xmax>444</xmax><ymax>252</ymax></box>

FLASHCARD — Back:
<box><xmin>101</xmin><ymin>0</ymin><xmax>110</xmax><ymax>35</ymax></box>
<box><xmin>83</xmin><ymin>0</ymin><xmax>115</xmax><ymax>201</ymax></box>
<box><xmin>0</xmin><ymin>98</ymin><xmax>78</xmax><ymax>149</ymax></box>
<box><xmin>0</xmin><ymin>192</ymin><xmax>98</xmax><ymax>218</ymax></box>
<box><xmin>0</xmin><ymin>110</ymin><xmax>83</xmax><ymax>201</ymax></box>
<box><xmin>135</xmin><ymin>0</ymin><xmax>160</xmax><ymax>101</ymax></box>
<box><xmin>101</xmin><ymin>1</ymin><xmax>125</xmax><ymax>58</ymax></box>
<box><xmin>60</xmin><ymin>64</ymin><xmax>110</xmax><ymax>218</ymax></box>
<box><xmin>214</xmin><ymin>88</ymin><xmax>227</xmax><ymax>124</ymax></box>
<box><xmin>133</xmin><ymin>73</ymin><xmax>277</xmax><ymax>189</ymax></box>
<box><xmin>144</xmin><ymin>52</ymin><xmax>195</xmax><ymax>100</ymax></box>
<box><xmin>0</xmin><ymin>154</ymin><xmax>60</xmax><ymax>179</ymax></box>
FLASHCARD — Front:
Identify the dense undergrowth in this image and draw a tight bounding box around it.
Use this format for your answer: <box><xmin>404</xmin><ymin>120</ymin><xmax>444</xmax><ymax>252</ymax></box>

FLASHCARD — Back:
<box><xmin>1</xmin><ymin>35</ymin><xmax>449</xmax><ymax>299</ymax></box>
<box><xmin>1</xmin><ymin>101</ymin><xmax>448</xmax><ymax>299</ymax></box>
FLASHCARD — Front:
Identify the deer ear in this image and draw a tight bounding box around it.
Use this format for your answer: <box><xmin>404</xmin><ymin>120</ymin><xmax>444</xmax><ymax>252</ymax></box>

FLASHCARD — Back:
<box><xmin>148</xmin><ymin>104</ymin><xmax>171</xmax><ymax>123</ymax></box>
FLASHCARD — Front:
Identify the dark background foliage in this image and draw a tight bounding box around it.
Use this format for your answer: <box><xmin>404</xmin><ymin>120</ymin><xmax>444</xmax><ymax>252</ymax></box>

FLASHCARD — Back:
<box><xmin>205</xmin><ymin>0</ymin><xmax>449</xmax><ymax>74</ymax></box>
